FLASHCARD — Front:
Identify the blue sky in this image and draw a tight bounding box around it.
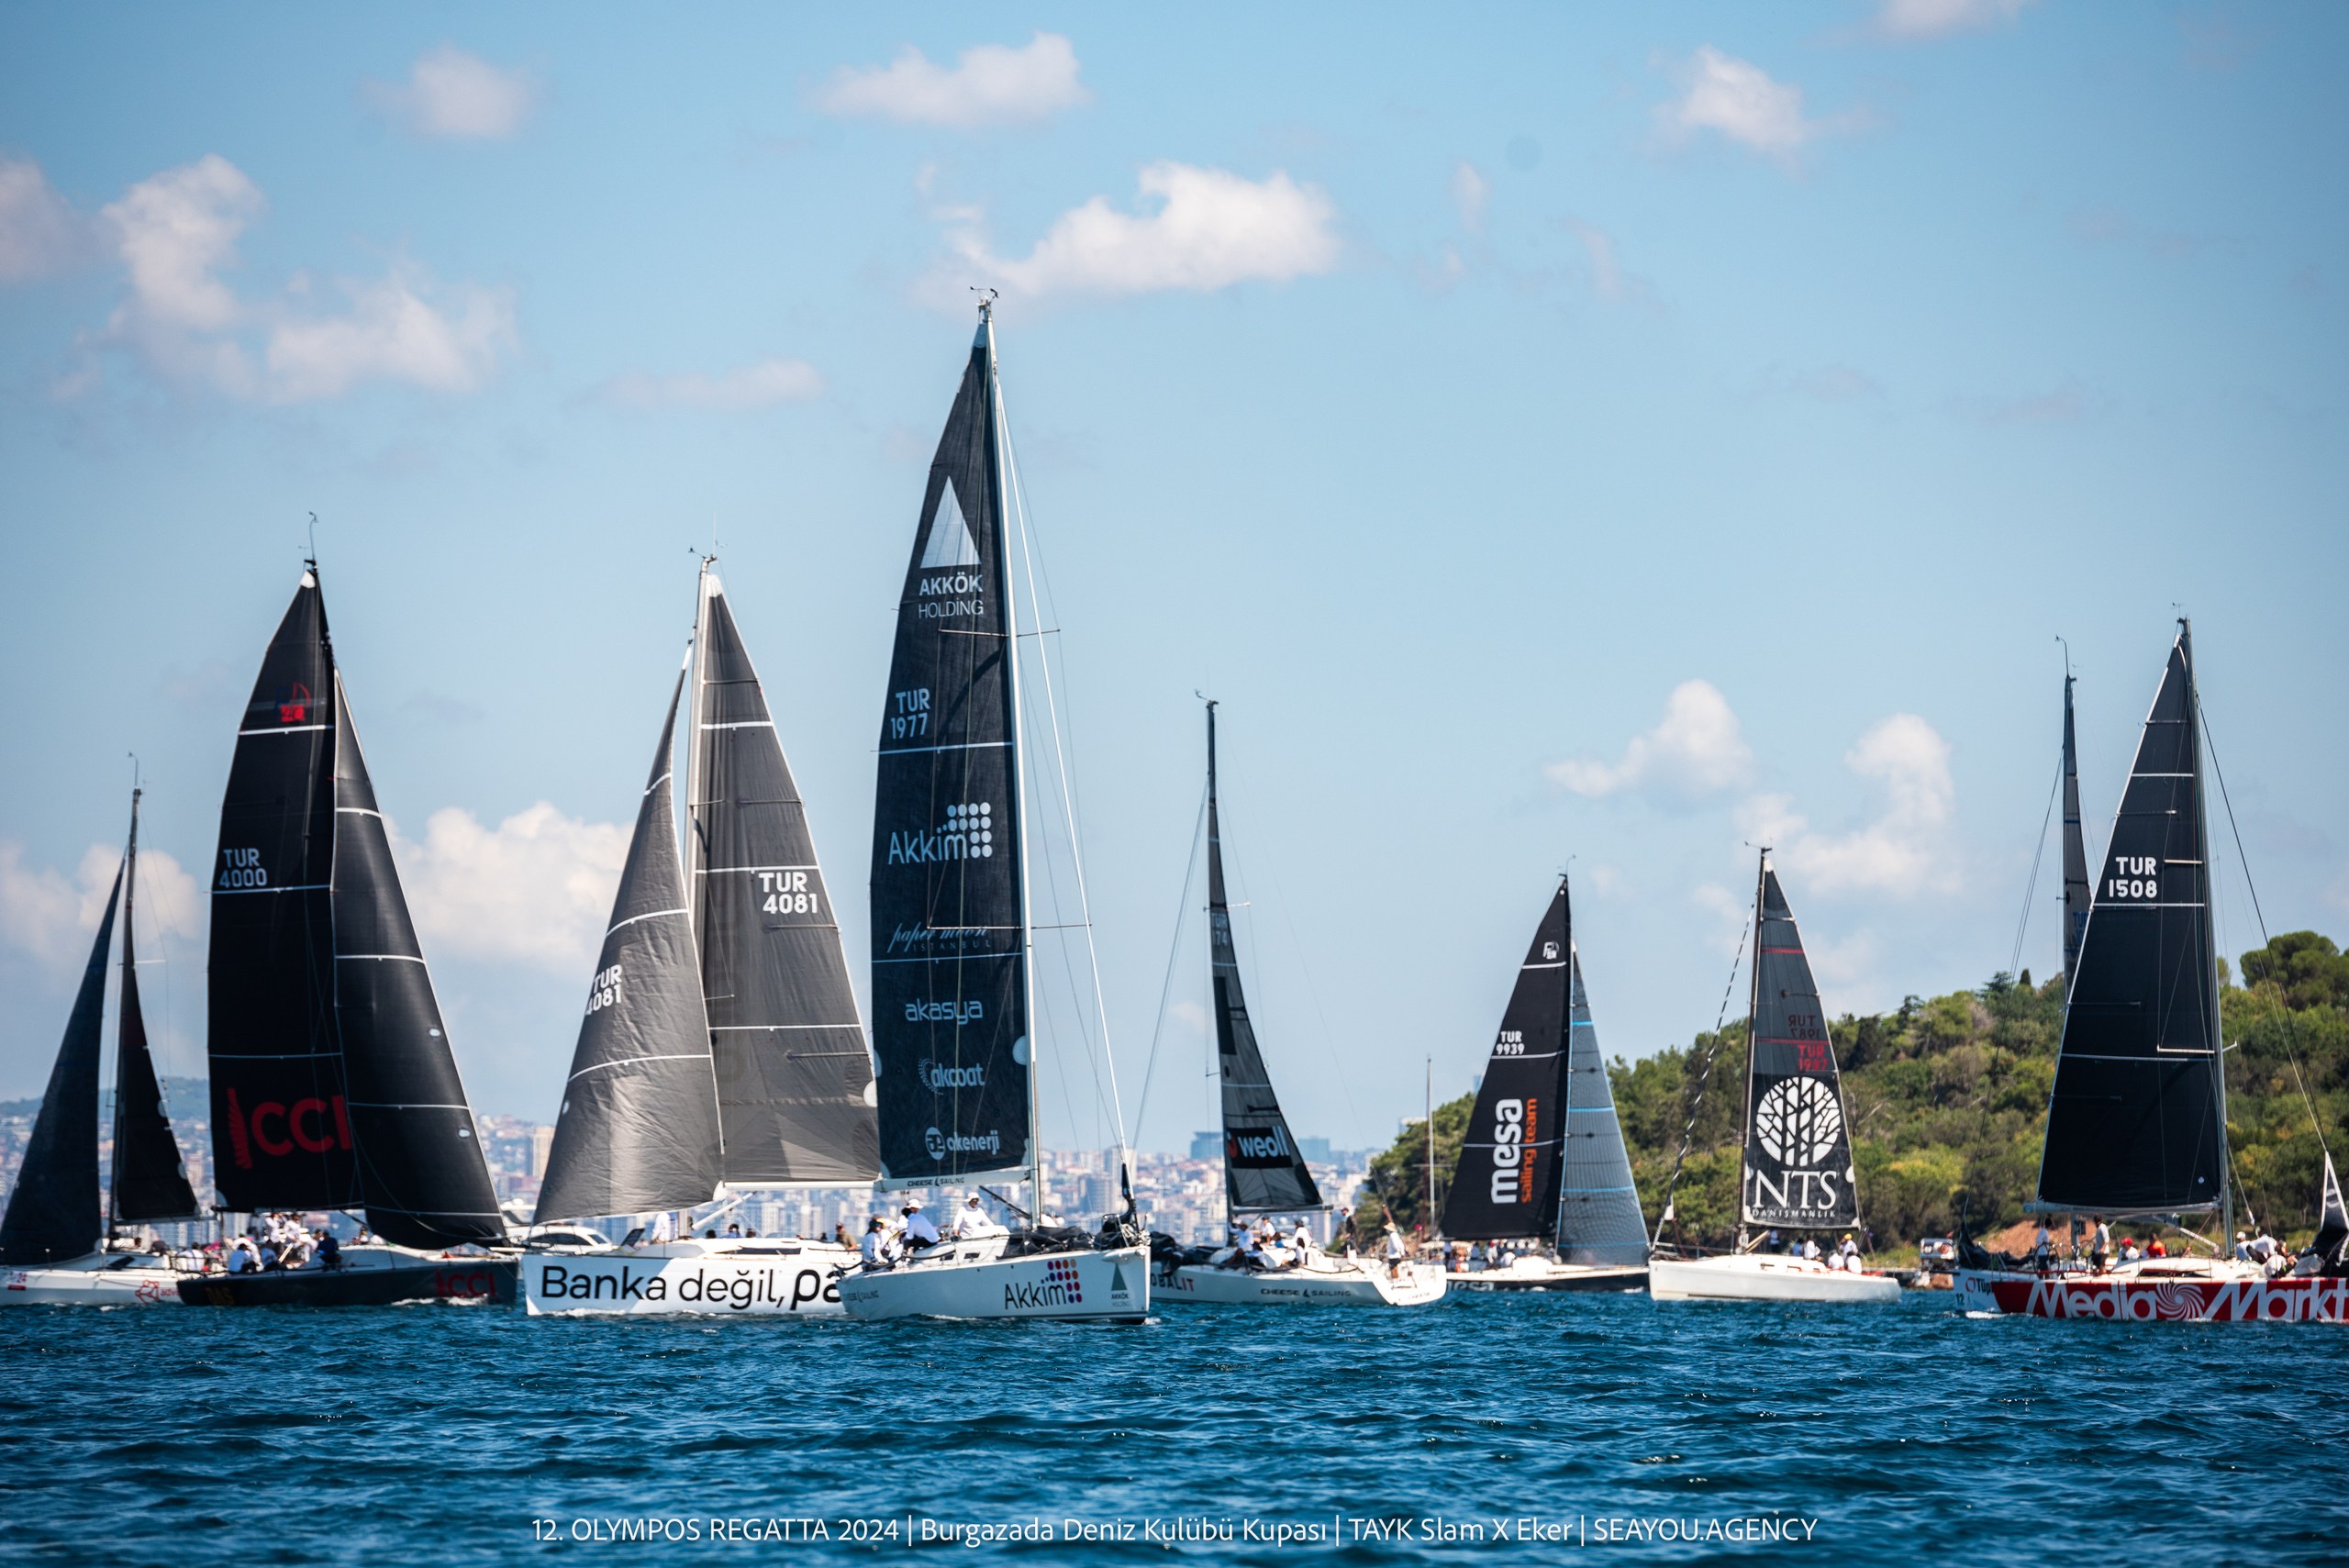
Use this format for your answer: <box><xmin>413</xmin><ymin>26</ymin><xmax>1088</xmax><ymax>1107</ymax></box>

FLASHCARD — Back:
<box><xmin>2</xmin><ymin>3</ymin><xmax>2342</xmax><ymax>1156</ymax></box>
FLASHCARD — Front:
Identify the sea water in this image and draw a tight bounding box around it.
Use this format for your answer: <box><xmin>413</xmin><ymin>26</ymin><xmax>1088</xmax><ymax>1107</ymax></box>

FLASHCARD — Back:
<box><xmin>3</xmin><ymin>1289</ymin><xmax>2343</xmax><ymax>1564</ymax></box>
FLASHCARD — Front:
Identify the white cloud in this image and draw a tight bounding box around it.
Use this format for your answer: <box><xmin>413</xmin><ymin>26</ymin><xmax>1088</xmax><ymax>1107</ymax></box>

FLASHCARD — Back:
<box><xmin>0</xmin><ymin>840</ymin><xmax>199</xmax><ymax>972</ymax></box>
<box><xmin>1873</xmin><ymin>0</ymin><xmax>2037</xmax><ymax>41</ymax></box>
<box><xmin>0</xmin><ymin>156</ymin><xmax>90</xmax><ymax>282</ymax></box>
<box><xmin>1450</xmin><ymin>161</ymin><xmax>1488</xmax><ymax>233</ymax></box>
<box><xmin>602</xmin><ymin>356</ymin><xmax>825</xmax><ymax>411</ymax></box>
<box><xmin>1656</xmin><ymin>48</ymin><xmax>1855</xmax><ymax>161</ymax></box>
<box><xmin>948</xmin><ymin>161</ymin><xmax>1341</xmax><ymax>299</ymax></box>
<box><xmin>1547</xmin><ymin>681</ymin><xmax>1753</xmax><ymax>802</ymax></box>
<box><xmin>368</xmin><ymin>46</ymin><xmax>539</xmax><ymax>139</ymax></box>
<box><xmin>71</xmin><ymin>154</ymin><xmax>515</xmax><ymax>403</ymax></box>
<box><xmin>817</xmin><ymin>32</ymin><xmax>1088</xmax><ymax>128</ymax></box>
<box><xmin>1744</xmin><ymin>713</ymin><xmax>1959</xmax><ymax>896</ymax></box>
<box><xmin>395</xmin><ymin>803</ymin><xmax>627</xmax><ymax>975</ymax></box>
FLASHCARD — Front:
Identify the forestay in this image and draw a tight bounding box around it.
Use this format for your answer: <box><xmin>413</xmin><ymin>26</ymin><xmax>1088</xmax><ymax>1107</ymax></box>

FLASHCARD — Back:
<box><xmin>868</xmin><ymin>317</ymin><xmax>1032</xmax><ymax>1187</ymax></box>
<box><xmin>1741</xmin><ymin>860</ymin><xmax>1860</xmax><ymax>1231</ymax></box>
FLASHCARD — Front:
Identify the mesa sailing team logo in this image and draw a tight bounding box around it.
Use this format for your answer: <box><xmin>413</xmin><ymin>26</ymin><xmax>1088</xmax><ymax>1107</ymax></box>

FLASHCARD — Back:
<box><xmin>1754</xmin><ymin>1076</ymin><xmax>1842</xmax><ymax>1167</ymax></box>
<box><xmin>886</xmin><ymin>802</ymin><xmax>995</xmax><ymax>865</ymax></box>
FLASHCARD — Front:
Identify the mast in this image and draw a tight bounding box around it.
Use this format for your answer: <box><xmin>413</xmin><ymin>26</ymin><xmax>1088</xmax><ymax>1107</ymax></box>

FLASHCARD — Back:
<box><xmin>986</xmin><ymin>302</ymin><xmax>1047</xmax><ymax>1215</ymax></box>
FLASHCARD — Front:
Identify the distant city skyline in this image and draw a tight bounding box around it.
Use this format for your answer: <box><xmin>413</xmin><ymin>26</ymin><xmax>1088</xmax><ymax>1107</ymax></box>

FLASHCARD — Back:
<box><xmin>3</xmin><ymin>7</ymin><xmax>2343</xmax><ymax>1154</ymax></box>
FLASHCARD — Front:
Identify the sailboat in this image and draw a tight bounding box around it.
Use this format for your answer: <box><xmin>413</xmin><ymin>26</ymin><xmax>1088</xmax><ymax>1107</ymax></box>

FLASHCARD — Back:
<box><xmin>1156</xmin><ymin>704</ymin><xmax>1444</xmax><ymax>1307</ymax></box>
<box><xmin>1649</xmin><ymin>854</ymin><xmax>1899</xmax><ymax>1304</ymax></box>
<box><xmin>526</xmin><ymin>564</ymin><xmax>879</xmax><ymax>1318</ymax></box>
<box><xmin>837</xmin><ymin>302</ymin><xmax>1148</xmax><ymax>1323</ymax></box>
<box><xmin>179</xmin><ymin>564</ymin><xmax>515</xmax><ymax>1307</ymax></box>
<box><xmin>1958</xmin><ymin>622</ymin><xmax>2349</xmax><ymax>1321</ymax></box>
<box><xmin>2</xmin><ymin>788</ymin><xmax>202</xmax><ymax>1307</ymax></box>
<box><xmin>1441</xmin><ymin>875</ymin><xmax>1648</xmax><ymax>1293</ymax></box>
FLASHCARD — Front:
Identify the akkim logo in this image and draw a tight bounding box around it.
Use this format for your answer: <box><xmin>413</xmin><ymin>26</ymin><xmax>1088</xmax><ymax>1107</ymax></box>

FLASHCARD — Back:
<box><xmin>886</xmin><ymin>802</ymin><xmax>995</xmax><ymax>866</ymax></box>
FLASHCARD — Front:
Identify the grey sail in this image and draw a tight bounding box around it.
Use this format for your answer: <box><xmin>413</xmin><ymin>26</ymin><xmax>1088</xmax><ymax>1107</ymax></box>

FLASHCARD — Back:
<box><xmin>1740</xmin><ymin>857</ymin><xmax>1861</xmax><ymax>1232</ymax></box>
<box><xmin>2035</xmin><ymin>625</ymin><xmax>2225</xmax><ymax>1215</ymax></box>
<box><xmin>2060</xmin><ymin>671</ymin><xmax>2092</xmax><ymax>995</ymax></box>
<box><xmin>1555</xmin><ymin>941</ymin><xmax>1648</xmax><ymax>1265</ymax></box>
<box><xmin>1204</xmin><ymin>704</ymin><xmax>1321</xmax><ymax>1216</ymax></box>
<box><xmin>110</xmin><ymin>789</ymin><xmax>200</xmax><ymax>1224</ymax></box>
<box><xmin>331</xmin><ymin>676</ymin><xmax>504</xmax><ymax>1248</ymax></box>
<box><xmin>538</xmin><ymin>666</ymin><xmax>724</xmax><ymax>1223</ymax></box>
<box><xmin>689</xmin><ymin>571</ymin><xmax>879</xmax><ymax>1185</ymax></box>
<box><xmin>0</xmin><ymin>868</ymin><xmax>119</xmax><ymax>1263</ymax></box>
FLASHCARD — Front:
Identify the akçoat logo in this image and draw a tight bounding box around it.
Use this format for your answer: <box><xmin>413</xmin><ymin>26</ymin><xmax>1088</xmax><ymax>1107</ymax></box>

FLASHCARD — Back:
<box><xmin>1754</xmin><ymin>1076</ymin><xmax>1843</xmax><ymax>1168</ymax></box>
<box><xmin>886</xmin><ymin>802</ymin><xmax>995</xmax><ymax>865</ymax></box>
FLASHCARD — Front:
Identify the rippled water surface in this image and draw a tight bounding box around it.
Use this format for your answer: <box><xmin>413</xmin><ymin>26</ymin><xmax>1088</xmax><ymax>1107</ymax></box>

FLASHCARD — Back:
<box><xmin>3</xmin><ymin>1289</ymin><xmax>2343</xmax><ymax>1565</ymax></box>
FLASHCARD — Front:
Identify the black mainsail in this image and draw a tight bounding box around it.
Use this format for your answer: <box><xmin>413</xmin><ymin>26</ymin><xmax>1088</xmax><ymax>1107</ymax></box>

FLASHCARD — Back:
<box><xmin>1443</xmin><ymin>880</ymin><xmax>1571</xmax><ymax>1241</ymax></box>
<box><xmin>1203</xmin><ymin>704</ymin><xmax>1320</xmax><ymax>1216</ymax></box>
<box><xmin>690</xmin><ymin>570</ymin><xmax>879</xmax><ymax>1184</ymax></box>
<box><xmin>1557</xmin><ymin>941</ymin><xmax>1648</xmax><ymax>1264</ymax></box>
<box><xmin>110</xmin><ymin>788</ymin><xmax>200</xmax><ymax>1224</ymax></box>
<box><xmin>1741</xmin><ymin>857</ymin><xmax>1861</xmax><ymax>1232</ymax></box>
<box><xmin>2035</xmin><ymin>624</ymin><xmax>2225</xmax><ymax>1216</ymax></box>
<box><xmin>0</xmin><ymin>868</ymin><xmax>119</xmax><ymax>1264</ymax></box>
<box><xmin>206</xmin><ymin>567</ymin><xmax>500</xmax><ymax>1244</ymax></box>
<box><xmin>2060</xmin><ymin>670</ymin><xmax>2092</xmax><ymax>995</ymax></box>
<box><xmin>331</xmin><ymin>678</ymin><xmax>502</xmax><ymax>1247</ymax></box>
<box><xmin>207</xmin><ymin>570</ymin><xmax>356</xmax><ymax>1213</ymax></box>
<box><xmin>868</xmin><ymin>309</ymin><xmax>1032</xmax><ymax>1188</ymax></box>
<box><xmin>537</xmin><ymin>663</ymin><xmax>724</xmax><ymax>1223</ymax></box>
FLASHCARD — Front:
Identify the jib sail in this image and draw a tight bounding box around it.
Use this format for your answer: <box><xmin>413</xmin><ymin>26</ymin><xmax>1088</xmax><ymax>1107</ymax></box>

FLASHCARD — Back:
<box><xmin>206</xmin><ymin>571</ymin><xmax>358</xmax><ymax>1213</ymax></box>
<box><xmin>0</xmin><ymin>866</ymin><xmax>118</xmax><ymax>1263</ymax></box>
<box><xmin>329</xmin><ymin>675</ymin><xmax>502</xmax><ymax>1247</ymax></box>
<box><xmin>867</xmin><ymin>309</ymin><xmax>1031</xmax><ymax>1187</ymax></box>
<box><xmin>1442</xmin><ymin>879</ymin><xmax>1571</xmax><ymax>1242</ymax></box>
<box><xmin>111</xmin><ymin>788</ymin><xmax>199</xmax><ymax>1224</ymax></box>
<box><xmin>538</xmin><ymin>663</ymin><xmax>725</xmax><ymax>1223</ymax></box>
<box><xmin>2035</xmin><ymin>624</ymin><xmax>2225</xmax><ymax>1215</ymax></box>
<box><xmin>1740</xmin><ymin>858</ymin><xmax>1861</xmax><ymax>1232</ymax></box>
<box><xmin>689</xmin><ymin>570</ymin><xmax>879</xmax><ymax>1184</ymax></box>
<box><xmin>1203</xmin><ymin>704</ymin><xmax>1320</xmax><ymax>1217</ymax></box>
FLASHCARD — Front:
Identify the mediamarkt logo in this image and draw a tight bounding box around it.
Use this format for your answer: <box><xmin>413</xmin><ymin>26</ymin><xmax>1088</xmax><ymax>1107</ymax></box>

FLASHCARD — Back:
<box><xmin>918</xmin><ymin>1058</ymin><xmax>985</xmax><ymax>1091</ymax></box>
<box><xmin>887</xmin><ymin>802</ymin><xmax>995</xmax><ymax>865</ymax></box>
<box><xmin>1486</xmin><ymin>1097</ymin><xmax>1537</xmax><ymax>1205</ymax></box>
<box><xmin>924</xmin><ymin>1126</ymin><xmax>1002</xmax><ymax>1161</ymax></box>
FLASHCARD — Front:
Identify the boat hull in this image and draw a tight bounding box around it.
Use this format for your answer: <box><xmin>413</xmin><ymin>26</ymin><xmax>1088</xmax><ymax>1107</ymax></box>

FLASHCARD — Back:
<box><xmin>522</xmin><ymin>1241</ymin><xmax>855</xmax><ymax>1318</ymax></box>
<box><xmin>178</xmin><ymin>1254</ymin><xmax>517</xmax><ymax>1307</ymax></box>
<box><xmin>3</xmin><ymin>1256</ymin><xmax>184</xmax><ymax>1307</ymax></box>
<box><xmin>839</xmin><ymin>1242</ymin><xmax>1150</xmax><ymax>1322</ymax></box>
<box><xmin>1161</xmin><ymin>1258</ymin><xmax>1446</xmax><ymax>1307</ymax></box>
<box><xmin>1650</xmin><ymin>1254</ymin><xmax>1900</xmax><ymax>1304</ymax></box>
<box><xmin>1955</xmin><ymin>1265</ymin><xmax>2349</xmax><ymax>1322</ymax></box>
<box><xmin>1447</xmin><ymin>1261</ymin><xmax>1648</xmax><ymax>1294</ymax></box>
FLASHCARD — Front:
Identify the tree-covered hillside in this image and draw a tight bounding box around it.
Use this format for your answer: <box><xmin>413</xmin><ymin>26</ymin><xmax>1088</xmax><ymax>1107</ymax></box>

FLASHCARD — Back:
<box><xmin>1357</xmin><ymin>931</ymin><xmax>2349</xmax><ymax>1254</ymax></box>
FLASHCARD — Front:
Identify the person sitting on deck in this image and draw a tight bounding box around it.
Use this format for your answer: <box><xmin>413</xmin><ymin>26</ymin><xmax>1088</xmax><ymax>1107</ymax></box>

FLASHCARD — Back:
<box><xmin>901</xmin><ymin>1200</ymin><xmax>942</xmax><ymax>1251</ymax></box>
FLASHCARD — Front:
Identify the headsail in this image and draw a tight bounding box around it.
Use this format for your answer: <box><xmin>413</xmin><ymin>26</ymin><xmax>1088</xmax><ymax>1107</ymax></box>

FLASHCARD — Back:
<box><xmin>1442</xmin><ymin>879</ymin><xmax>1570</xmax><ymax>1241</ymax></box>
<box><xmin>2035</xmin><ymin>625</ymin><xmax>2225</xmax><ymax>1215</ymax></box>
<box><xmin>1556</xmin><ymin>942</ymin><xmax>1648</xmax><ymax>1265</ymax></box>
<box><xmin>330</xmin><ymin>675</ymin><xmax>502</xmax><ymax>1247</ymax></box>
<box><xmin>538</xmin><ymin>664</ymin><xmax>724</xmax><ymax>1223</ymax></box>
<box><xmin>1203</xmin><ymin>705</ymin><xmax>1320</xmax><ymax>1216</ymax></box>
<box><xmin>0</xmin><ymin>867</ymin><xmax>118</xmax><ymax>1263</ymax></box>
<box><xmin>868</xmin><ymin>311</ymin><xmax>1032</xmax><ymax>1187</ymax></box>
<box><xmin>110</xmin><ymin>789</ymin><xmax>200</xmax><ymax>1224</ymax></box>
<box><xmin>207</xmin><ymin>570</ymin><xmax>358</xmax><ymax>1212</ymax></box>
<box><xmin>2060</xmin><ymin>671</ymin><xmax>2092</xmax><ymax>995</ymax></box>
<box><xmin>1741</xmin><ymin>858</ymin><xmax>1861</xmax><ymax>1232</ymax></box>
<box><xmin>690</xmin><ymin>571</ymin><xmax>879</xmax><ymax>1184</ymax></box>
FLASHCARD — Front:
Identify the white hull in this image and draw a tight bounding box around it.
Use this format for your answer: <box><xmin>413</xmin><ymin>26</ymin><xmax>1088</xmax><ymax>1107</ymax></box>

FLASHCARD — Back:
<box><xmin>522</xmin><ymin>1239</ymin><xmax>857</xmax><ymax>1318</ymax></box>
<box><xmin>1447</xmin><ymin>1258</ymin><xmax>1649</xmax><ymax>1294</ymax></box>
<box><xmin>839</xmin><ymin>1239</ymin><xmax>1150</xmax><ymax>1322</ymax></box>
<box><xmin>1163</xmin><ymin>1255</ymin><xmax>1446</xmax><ymax>1307</ymax></box>
<box><xmin>1649</xmin><ymin>1253</ymin><xmax>1900</xmax><ymax>1304</ymax></box>
<box><xmin>3</xmin><ymin>1253</ymin><xmax>184</xmax><ymax>1307</ymax></box>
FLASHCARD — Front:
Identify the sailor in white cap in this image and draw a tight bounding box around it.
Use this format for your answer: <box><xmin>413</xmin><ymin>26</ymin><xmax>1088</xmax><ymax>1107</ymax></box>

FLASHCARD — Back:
<box><xmin>901</xmin><ymin>1198</ymin><xmax>943</xmax><ymax>1251</ymax></box>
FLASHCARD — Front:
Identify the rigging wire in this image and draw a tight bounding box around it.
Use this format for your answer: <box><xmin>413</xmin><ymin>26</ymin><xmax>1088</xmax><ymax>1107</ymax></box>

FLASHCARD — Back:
<box><xmin>1651</xmin><ymin>917</ymin><xmax>1753</xmax><ymax>1251</ymax></box>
